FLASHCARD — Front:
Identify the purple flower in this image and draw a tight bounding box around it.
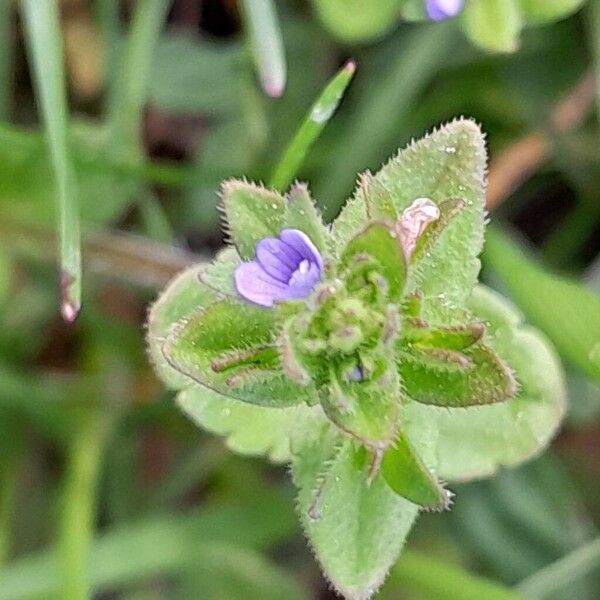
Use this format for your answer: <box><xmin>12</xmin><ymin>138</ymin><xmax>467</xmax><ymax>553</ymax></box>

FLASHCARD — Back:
<box><xmin>426</xmin><ymin>0</ymin><xmax>463</xmax><ymax>21</ymax></box>
<box><xmin>234</xmin><ymin>229</ymin><xmax>323</xmax><ymax>307</ymax></box>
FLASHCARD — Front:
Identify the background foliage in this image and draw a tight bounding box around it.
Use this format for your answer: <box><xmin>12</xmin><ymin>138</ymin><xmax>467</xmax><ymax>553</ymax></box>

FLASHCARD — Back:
<box><xmin>0</xmin><ymin>1</ymin><xmax>599</xmax><ymax>599</ymax></box>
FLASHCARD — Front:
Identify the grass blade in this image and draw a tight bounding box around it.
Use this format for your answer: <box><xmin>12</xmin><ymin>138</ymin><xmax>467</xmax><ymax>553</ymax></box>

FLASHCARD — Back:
<box><xmin>21</xmin><ymin>0</ymin><xmax>81</xmax><ymax>321</ymax></box>
<box><xmin>270</xmin><ymin>60</ymin><xmax>356</xmax><ymax>191</ymax></box>
<box><xmin>240</xmin><ymin>0</ymin><xmax>286</xmax><ymax>97</ymax></box>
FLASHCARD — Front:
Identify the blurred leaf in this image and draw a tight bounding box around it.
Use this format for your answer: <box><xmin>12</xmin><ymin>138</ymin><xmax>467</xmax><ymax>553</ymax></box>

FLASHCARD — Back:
<box><xmin>517</xmin><ymin>537</ymin><xmax>600</xmax><ymax>599</ymax></box>
<box><xmin>332</xmin><ymin>119</ymin><xmax>487</xmax><ymax>304</ymax></box>
<box><xmin>148</xmin><ymin>34</ymin><xmax>243</xmax><ymax>115</ymax></box>
<box><xmin>311</xmin><ymin>0</ymin><xmax>404</xmax><ymax>42</ymax></box>
<box><xmin>484</xmin><ymin>226</ymin><xmax>600</xmax><ymax>384</ymax></box>
<box><xmin>518</xmin><ymin>0</ymin><xmax>586</xmax><ymax>23</ymax></box>
<box><xmin>0</xmin><ymin>493</ymin><xmax>297</xmax><ymax>600</ymax></box>
<box><xmin>180</xmin><ymin>543</ymin><xmax>307</xmax><ymax>600</ymax></box>
<box><xmin>461</xmin><ymin>0</ymin><xmax>523</xmax><ymax>53</ymax></box>
<box><xmin>382</xmin><ymin>550</ymin><xmax>526</xmax><ymax>600</ymax></box>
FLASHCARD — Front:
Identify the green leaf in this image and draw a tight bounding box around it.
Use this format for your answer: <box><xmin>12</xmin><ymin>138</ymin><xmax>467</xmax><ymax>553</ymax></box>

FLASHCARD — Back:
<box><xmin>321</xmin><ymin>361</ymin><xmax>400</xmax><ymax>450</ymax></box>
<box><xmin>332</xmin><ymin>119</ymin><xmax>487</xmax><ymax>303</ymax></box>
<box><xmin>382</xmin><ymin>430</ymin><xmax>450</xmax><ymax>510</ymax></box>
<box><xmin>164</xmin><ymin>299</ymin><xmax>315</xmax><ymax>407</ymax></box>
<box><xmin>220</xmin><ymin>180</ymin><xmax>286</xmax><ymax>258</ymax></box>
<box><xmin>147</xmin><ymin>265</ymin><xmax>218</xmax><ymax>389</ymax></box>
<box><xmin>404</xmin><ymin>285</ymin><xmax>566</xmax><ymax>481</ymax></box>
<box><xmin>461</xmin><ymin>0</ymin><xmax>523</xmax><ymax>53</ymax></box>
<box><xmin>284</xmin><ymin>183</ymin><xmax>329</xmax><ymax>255</ymax></box>
<box><xmin>198</xmin><ymin>247</ymin><xmax>241</xmax><ymax>298</ymax></box>
<box><xmin>518</xmin><ymin>0</ymin><xmax>585</xmax><ymax>24</ymax></box>
<box><xmin>485</xmin><ymin>226</ymin><xmax>600</xmax><ymax>384</ymax></box>
<box><xmin>399</xmin><ymin>342</ymin><xmax>517</xmax><ymax>407</ymax></box>
<box><xmin>341</xmin><ymin>221</ymin><xmax>406</xmax><ymax>301</ymax></box>
<box><xmin>292</xmin><ymin>430</ymin><xmax>418</xmax><ymax>600</ymax></box>
<box><xmin>311</xmin><ymin>0</ymin><xmax>404</xmax><ymax>42</ymax></box>
<box><xmin>177</xmin><ymin>385</ymin><xmax>325</xmax><ymax>463</ymax></box>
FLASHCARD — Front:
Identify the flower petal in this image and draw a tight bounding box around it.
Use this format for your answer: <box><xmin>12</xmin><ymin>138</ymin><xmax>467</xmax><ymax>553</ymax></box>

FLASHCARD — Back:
<box><xmin>287</xmin><ymin>261</ymin><xmax>322</xmax><ymax>299</ymax></box>
<box><xmin>234</xmin><ymin>261</ymin><xmax>288</xmax><ymax>307</ymax></box>
<box><xmin>426</xmin><ymin>0</ymin><xmax>463</xmax><ymax>20</ymax></box>
<box><xmin>256</xmin><ymin>238</ymin><xmax>296</xmax><ymax>281</ymax></box>
<box><xmin>279</xmin><ymin>229</ymin><xmax>324</xmax><ymax>272</ymax></box>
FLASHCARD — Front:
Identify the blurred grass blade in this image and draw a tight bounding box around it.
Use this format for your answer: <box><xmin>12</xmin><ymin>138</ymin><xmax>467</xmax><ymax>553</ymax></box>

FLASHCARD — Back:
<box><xmin>517</xmin><ymin>537</ymin><xmax>600</xmax><ymax>599</ymax></box>
<box><xmin>0</xmin><ymin>2</ymin><xmax>13</xmax><ymax>120</ymax></box>
<box><xmin>0</xmin><ymin>492</ymin><xmax>296</xmax><ymax>599</ymax></box>
<box><xmin>484</xmin><ymin>226</ymin><xmax>600</xmax><ymax>383</ymax></box>
<box><xmin>315</xmin><ymin>22</ymin><xmax>456</xmax><ymax>215</ymax></box>
<box><xmin>588</xmin><ymin>0</ymin><xmax>600</xmax><ymax>129</ymax></box>
<box><xmin>240</xmin><ymin>0</ymin><xmax>286</xmax><ymax>97</ymax></box>
<box><xmin>389</xmin><ymin>550</ymin><xmax>525</xmax><ymax>600</ymax></box>
<box><xmin>21</xmin><ymin>0</ymin><xmax>81</xmax><ymax>322</ymax></box>
<box><xmin>270</xmin><ymin>60</ymin><xmax>356</xmax><ymax>191</ymax></box>
<box><xmin>110</xmin><ymin>0</ymin><xmax>171</xmax><ymax>161</ymax></box>
<box><xmin>58</xmin><ymin>414</ymin><xmax>110</xmax><ymax>600</ymax></box>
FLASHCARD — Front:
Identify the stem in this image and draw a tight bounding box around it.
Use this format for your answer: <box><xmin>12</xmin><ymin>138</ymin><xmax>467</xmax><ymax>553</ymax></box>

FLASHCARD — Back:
<box><xmin>516</xmin><ymin>538</ymin><xmax>600</xmax><ymax>599</ymax></box>
<box><xmin>239</xmin><ymin>0</ymin><xmax>286</xmax><ymax>97</ymax></box>
<box><xmin>21</xmin><ymin>0</ymin><xmax>81</xmax><ymax>322</ymax></box>
<box><xmin>59</xmin><ymin>416</ymin><xmax>109</xmax><ymax>600</ymax></box>
<box><xmin>270</xmin><ymin>60</ymin><xmax>356</xmax><ymax>192</ymax></box>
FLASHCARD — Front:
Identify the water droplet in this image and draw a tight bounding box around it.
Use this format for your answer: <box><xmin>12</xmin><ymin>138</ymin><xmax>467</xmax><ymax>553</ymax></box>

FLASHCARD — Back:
<box><xmin>445</xmin><ymin>146</ymin><xmax>457</xmax><ymax>154</ymax></box>
<box><xmin>271</xmin><ymin>203</ymin><xmax>278</xmax><ymax>209</ymax></box>
<box><xmin>311</xmin><ymin>103</ymin><xmax>336</xmax><ymax>123</ymax></box>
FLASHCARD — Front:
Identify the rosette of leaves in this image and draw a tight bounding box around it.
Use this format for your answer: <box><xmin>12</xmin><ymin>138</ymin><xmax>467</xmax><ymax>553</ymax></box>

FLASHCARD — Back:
<box><xmin>312</xmin><ymin>0</ymin><xmax>586</xmax><ymax>52</ymax></box>
<box><xmin>147</xmin><ymin>119</ymin><xmax>565</xmax><ymax>599</ymax></box>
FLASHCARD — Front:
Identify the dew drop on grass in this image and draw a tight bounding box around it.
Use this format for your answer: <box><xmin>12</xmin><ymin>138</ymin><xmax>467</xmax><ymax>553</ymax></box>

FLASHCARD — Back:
<box><xmin>311</xmin><ymin>103</ymin><xmax>336</xmax><ymax>123</ymax></box>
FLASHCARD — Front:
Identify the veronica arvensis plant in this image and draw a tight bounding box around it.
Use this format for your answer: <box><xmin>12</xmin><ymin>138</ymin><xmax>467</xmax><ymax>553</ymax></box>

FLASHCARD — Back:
<box><xmin>147</xmin><ymin>120</ymin><xmax>565</xmax><ymax>599</ymax></box>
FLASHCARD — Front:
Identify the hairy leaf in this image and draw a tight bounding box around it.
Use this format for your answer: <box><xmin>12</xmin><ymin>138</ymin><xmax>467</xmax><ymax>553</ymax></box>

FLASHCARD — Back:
<box><xmin>382</xmin><ymin>430</ymin><xmax>450</xmax><ymax>510</ymax></box>
<box><xmin>341</xmin><ymin>221</ymin><xmax>406</xmax><ymax>301</ymax></box>
<box><xmin>284</xmin><ymin>183</ymin><xmax>329</xmax><ymax>255</ymax></box>
<box><xmin>332</xmin><ymin>119</ymin><xmax>486</xmax><ymax>303</ymax></box>
<box><xmin>220</xmin><ymin>179</ymin><xmax>286</xmax><ymax>258</ymax></box>
<box><xmin>292</xmin><ymin>430</ymin><xmax>418</xmax><ymax>600</ymax></box>
<box><xmin>147</xmin><ymin>265</ymin><xmax>217</xmax><ymax>389</ymax></box>
<box><xmin>177</xmin><ymin>385</ymin><xmax>325</xmax><ymax>463</ymax></box>
<box><xmin>320</xmin><ymin>363</ymin><xmax>400</xmax><ymax>450</ymax></box>
<box><xmin>404</xmin><ymin>285</ymin><xmax>566</xmax><ymax>481</ymax></box>
<box><xmin>198</xmin><ymin>247</ymin><xmax>241</xmax><ymax>298</ymax></box>
<box><xmin>164</xmin><ymin>299</ymin><xmax>314</xmax><ymax>407</ymax></box>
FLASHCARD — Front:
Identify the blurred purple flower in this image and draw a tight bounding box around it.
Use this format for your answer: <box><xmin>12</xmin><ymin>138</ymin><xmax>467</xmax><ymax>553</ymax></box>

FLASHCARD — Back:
<box><xmin>234</xmin><ymin>229</ymin><xmax>323</xmax><ymax>307</ymax></box>
<box><xmin>426</xmin><ymin>0</ymin><xmax>463</xmax><ymax>21</ymax></box>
